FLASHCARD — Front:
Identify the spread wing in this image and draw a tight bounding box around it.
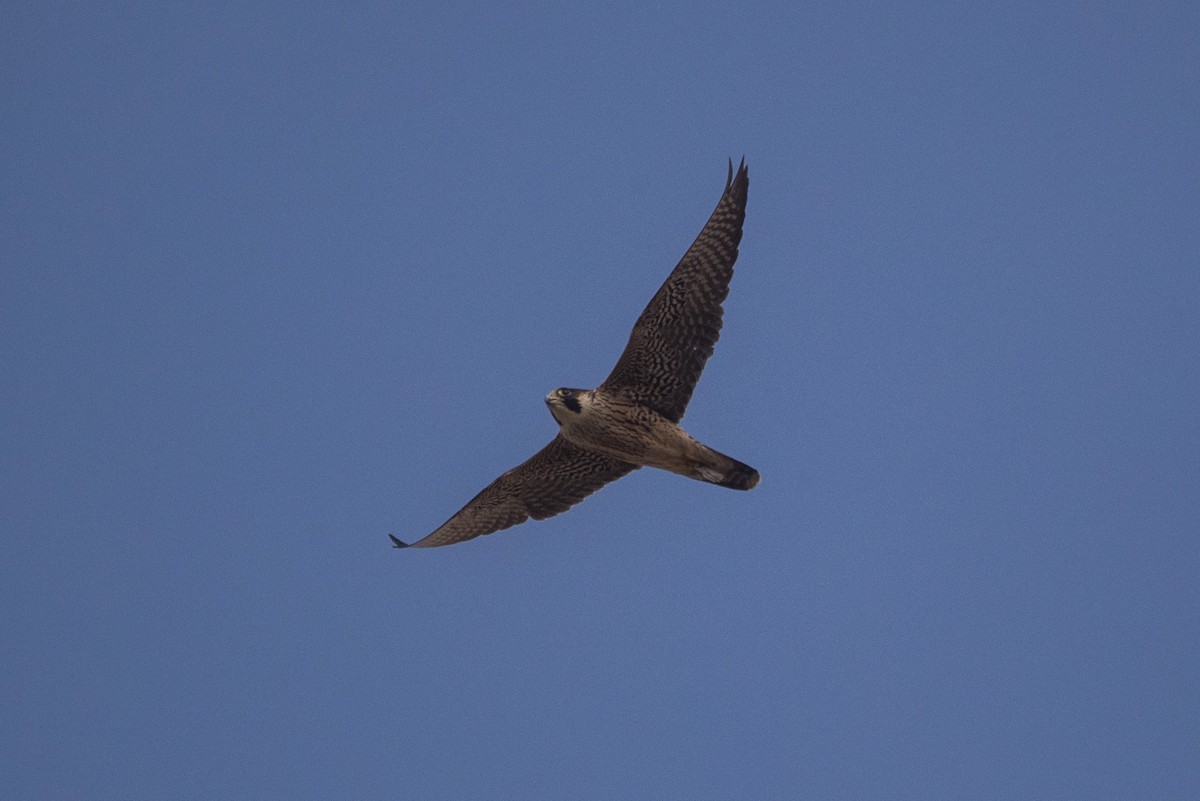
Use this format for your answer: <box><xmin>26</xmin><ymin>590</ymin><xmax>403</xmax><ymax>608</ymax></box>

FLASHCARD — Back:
<box><xmin>390</xmin><ymin>435</ymin><xmax>637</xmax><ymax>549</ymax></box>
<box><xmin>600</xmin><ymin>159</ymin><xmax>749</xmax><ymax>423</ymax></box>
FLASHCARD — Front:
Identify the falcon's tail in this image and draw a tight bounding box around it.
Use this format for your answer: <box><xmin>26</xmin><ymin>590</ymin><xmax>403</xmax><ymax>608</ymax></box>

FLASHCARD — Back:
<box><xmin>691</xmin><ymin>444</ymin><xmax>760</xmax><ymax>491</ymax></box>
<box><xmin>717</xmin><ymin>458</ymin><xmax>760</xmax><ymax>490</ymax></box>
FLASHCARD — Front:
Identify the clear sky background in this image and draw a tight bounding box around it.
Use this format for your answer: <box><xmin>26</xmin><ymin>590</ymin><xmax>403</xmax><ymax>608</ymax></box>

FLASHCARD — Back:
<box><xmin>3</xmin><ymin>3</ymin><xmax>1198</xmax><ymax>799</ymax></box>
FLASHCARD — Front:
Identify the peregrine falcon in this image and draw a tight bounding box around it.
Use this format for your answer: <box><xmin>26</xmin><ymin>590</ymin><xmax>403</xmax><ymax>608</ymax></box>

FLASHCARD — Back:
<box><xmin>390</xmin><ymin>159</ymin><xmax>757</xmax><ymax>549</ymax></box>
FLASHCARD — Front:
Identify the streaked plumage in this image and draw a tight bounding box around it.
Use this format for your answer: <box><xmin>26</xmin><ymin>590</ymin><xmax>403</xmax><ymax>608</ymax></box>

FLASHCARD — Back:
<box><xmin>390</xmin><ymin>160</ymin><xmax>756</xmax><ymax>549</ymax></box>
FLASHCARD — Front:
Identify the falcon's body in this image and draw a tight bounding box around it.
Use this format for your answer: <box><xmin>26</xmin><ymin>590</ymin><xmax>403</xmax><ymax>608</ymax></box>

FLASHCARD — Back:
<box><xmin>391</xmin><ymin>160</ymin><xmax>757</xmax><ymax>549</ymax></box>
<box><xmin>545</xmin><ymin>388</ymin><xmax>758</xmax><ymax>490</ymax></box>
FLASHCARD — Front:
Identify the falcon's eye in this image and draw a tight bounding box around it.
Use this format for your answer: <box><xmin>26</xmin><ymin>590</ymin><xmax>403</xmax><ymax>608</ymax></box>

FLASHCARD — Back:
<box><xmin>559</xmin><ymin>388</ymin><xmax>571</xmax><ymax>397</ymax></box>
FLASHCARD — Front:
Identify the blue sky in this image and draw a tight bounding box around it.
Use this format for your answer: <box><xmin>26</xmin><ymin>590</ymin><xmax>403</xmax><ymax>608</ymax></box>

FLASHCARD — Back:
<box><xmin>3</xmin><ymin>2</ymin><xmax>1198</xmax><ymax>798</ymax></box>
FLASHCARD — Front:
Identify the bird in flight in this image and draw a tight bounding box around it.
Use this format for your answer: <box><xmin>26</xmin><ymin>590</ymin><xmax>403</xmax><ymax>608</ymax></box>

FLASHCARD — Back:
<box><xmin>391</xmin><ymin>159</ymin><xmax>757</xmax><ymax>548</ymax></box>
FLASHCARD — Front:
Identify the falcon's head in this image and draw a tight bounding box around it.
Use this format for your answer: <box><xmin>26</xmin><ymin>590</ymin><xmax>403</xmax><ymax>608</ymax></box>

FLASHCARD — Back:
<box><xmin>545</xmin><ymin>387</ymin><xmax>588</xmax><ymax>425</ymax></box>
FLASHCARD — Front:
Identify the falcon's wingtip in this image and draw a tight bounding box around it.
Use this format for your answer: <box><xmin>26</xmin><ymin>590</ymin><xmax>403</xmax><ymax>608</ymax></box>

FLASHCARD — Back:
<box><xmin>725</xmin><ymin>156</ymin><xmax>748</xmax><ymax>190</ymax></box>
<box><xmin>388</xmin><ymin>534</ymin><xmax>411</xmax><ymax>549</ymax></box>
